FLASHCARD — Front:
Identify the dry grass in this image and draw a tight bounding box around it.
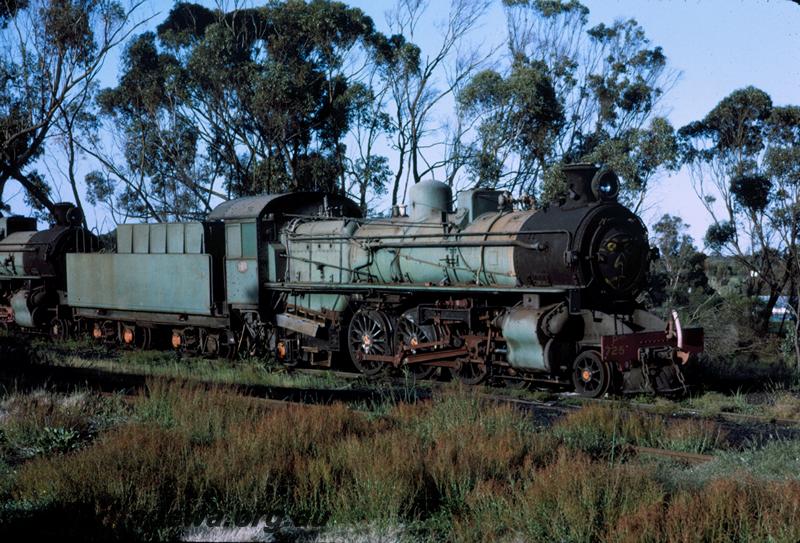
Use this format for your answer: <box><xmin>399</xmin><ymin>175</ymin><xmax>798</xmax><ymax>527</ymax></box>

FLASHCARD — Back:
<box><xmin>453</xmin><ymin>451</ymin><xmax>667</xmax><ymax>542</ymax></box>
<box><xmin>1</xmin><ymin>388</ymin><xmax>547</xmax><ymax>538</ymax></box>
<box><xmin>662</xmin><ymin>478</ymin><xmax>800</xmax><ymax>543</ymax></box>
<box><xmin>453</xmin><ymin>455</ymin><xmax>800</xmax><ymax>542</ymax></box>
<box><xmin>0</xmin><ymin>384</ymin><xmax>798</xmax><ymax>541</ymax></box>
<box><xmin>768</xmin><ymin>391</ymin><xmax>800</xmax><ymax>419</ymax></box>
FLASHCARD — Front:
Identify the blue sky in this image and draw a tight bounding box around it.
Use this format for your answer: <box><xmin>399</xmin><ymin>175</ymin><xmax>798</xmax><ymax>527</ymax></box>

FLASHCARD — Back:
<box><xmin>7</xmin><ymin>0</ymin><xmax>798</xmax><ymax>245</ymax></box>
<box><xmin>582</xmin><ymin>0</ymin><xmax>799</xmax><ymax>243</ymax></box>
<box><xmin>345</xmin><ymin>0</ymin><xmax>800</xmax><ymax>244</ymax></box>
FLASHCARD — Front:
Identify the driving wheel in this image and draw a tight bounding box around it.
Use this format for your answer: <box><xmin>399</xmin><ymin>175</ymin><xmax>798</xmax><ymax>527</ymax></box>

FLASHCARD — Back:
<box><xmin>395</xmin><ymin>314</ymin><xmax>437</xmax><ymax>380</ymax></box>
<box><xmin>348</xmin><ymin>309</ymin><xmax>392</xmax><ymax>376</ymax></box>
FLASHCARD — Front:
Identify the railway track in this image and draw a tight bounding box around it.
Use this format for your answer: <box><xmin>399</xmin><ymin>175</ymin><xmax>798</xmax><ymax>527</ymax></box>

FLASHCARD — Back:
<box><xmin>3</xmin><ymin>350</ymin><xmax>799</xmax><ymax>464</ymax></box>
<box><xmin>84</xmin><ymin>377</ymin><xmax>715</xmax><ymax>466</ymax></box>
<box><xmin>9</xmin><ymin>332</ymin><xmax>798</xmax><ymax>431</ymax></box>
<box><xmin>292</xmin><ymin>366</ymin><xmax>800</xmax><ymax>432</ymax></box>
<box><xmin>287</xmin><ymin>367</ymin><xmax>800</xmax><ymax>451</ymax></box>
<box><xmin>4</xmin><ymin>341</ymin><xmax>800</xmax><ymax>434</ymax></box>
<box><xmin>0</xmin><ymin>361</ymin><xmax>428</xmax><ymax>406</ymax></box>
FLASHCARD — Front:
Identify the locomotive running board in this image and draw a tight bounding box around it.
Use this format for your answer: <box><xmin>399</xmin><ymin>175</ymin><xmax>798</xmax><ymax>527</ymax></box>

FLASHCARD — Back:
<box><xmin>264</xmin><ymin>282</ymin><xmax>569</xmax><ymax>295</ymax></box>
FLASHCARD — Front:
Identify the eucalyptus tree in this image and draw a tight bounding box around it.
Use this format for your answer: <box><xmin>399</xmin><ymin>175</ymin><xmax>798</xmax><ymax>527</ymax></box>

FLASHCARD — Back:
<box><xmin>646</xmin><ymin>214</ymin><xmax>713</xmax><ymax>322</ymax></box>
<box><xmin>458</xmin><ymin>0</ymin><xmax>678</xmax><ymax>206</ymax></box>
<box><xmin>345</xmin><ymin>82</ymin><xmax>394</xmax><ymax>215</ymax></box>
<box><xmin>383</xmin><ymin>0</ymin><xmax>495</xmax><ymax>206</ymax></box>
<box><xmin>0</xmin><ymin>0</ymin><xmax>143</xmax><ymax>217</ymax></box>
<box><xmin>91</xmin><ymin>0</ymin><xmax>397</xmax><ymax>221</ymax></box>
<box><xmin>680</xmin><ymin>87</ymin><xmax>800</xmax><ymax>342</ymax></box>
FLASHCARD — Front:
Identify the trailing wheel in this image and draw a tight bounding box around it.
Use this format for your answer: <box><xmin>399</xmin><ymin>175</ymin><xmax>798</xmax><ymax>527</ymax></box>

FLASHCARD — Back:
<box><xmin>395</xmin><ymin>314</ymin><xmax>437</xmax><ymax>380</ymax></box>
<box><xmin>135</xmin><ymin>327</ymin><xmax>152</xmax><ymax>350</ymax></box>
<box><xmin>572</xmin><ymin>350</ymin><xmax>610</xmax><ymax>398</ymax></box>
<box><xmin>348</xmin><ymin>309</ymin><xmax>391</xmax><ymax>376</ymax></box>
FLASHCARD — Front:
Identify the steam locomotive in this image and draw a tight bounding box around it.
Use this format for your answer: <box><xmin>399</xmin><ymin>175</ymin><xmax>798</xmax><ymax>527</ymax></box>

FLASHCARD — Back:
<box><xmin>0</xmin><ymin>164</ymin><xmax>702</xmax><ymax>397</ymax></box>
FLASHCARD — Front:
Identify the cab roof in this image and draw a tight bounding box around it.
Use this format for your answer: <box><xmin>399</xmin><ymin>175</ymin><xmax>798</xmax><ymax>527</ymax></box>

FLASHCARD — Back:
<box><xmin>208</xmin><ymin>192</ymin><xmax>362</xmax><ymax>222</ymax></box>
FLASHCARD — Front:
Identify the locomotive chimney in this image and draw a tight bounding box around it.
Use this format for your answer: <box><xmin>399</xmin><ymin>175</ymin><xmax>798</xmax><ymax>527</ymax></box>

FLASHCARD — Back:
<box><xmin>561</xmin><ymin>163</ymin><xmax>620</xmax><ymax>207</ymax></box>
<box><xmin>51</xmin><ymin>203</ymin><xmax>84</xmax><ymax>227</ymax></box>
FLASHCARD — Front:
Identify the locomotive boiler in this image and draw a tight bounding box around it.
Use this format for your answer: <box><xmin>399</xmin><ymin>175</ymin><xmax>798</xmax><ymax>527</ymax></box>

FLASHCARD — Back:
<box><xmin>276</xmin><ymin>164</ymin><xmax>702</xmax><ymax>395</ymax></box>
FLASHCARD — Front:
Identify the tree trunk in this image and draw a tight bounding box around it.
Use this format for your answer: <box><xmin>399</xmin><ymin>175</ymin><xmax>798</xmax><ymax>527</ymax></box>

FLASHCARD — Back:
<box><xmin>0</xmin><ymin>176</ymin><xmax>6</xmax><ymax>213</ymax></box>
<box><xmin>760</xmin><ymin>289</ymin><xmax>780</xmax><ymax>334</ymax></box>
<box><xmin>9</xmin><ymin>169</ymin><xmax>56</xmax><ymax>216</ymax></box>
<box><xmin>391</xmin><ymin>142</ymin><xmax>405</xmax><ymax>207</ymax></box>
<box><xmin>794</xmin><ymin>287</ymin><xmax>800</xmax><ymax>376</ymax></box>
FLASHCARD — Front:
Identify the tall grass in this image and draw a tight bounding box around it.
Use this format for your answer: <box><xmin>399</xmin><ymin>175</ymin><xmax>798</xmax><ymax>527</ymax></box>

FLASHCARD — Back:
<box><xmin>38</xmin><ymin>340</ymin><xmax>367</xmax><ymax>391</ymax></box>
<box><xmin>1</xmin><ymin>385</ymin><xmax>798</xmax><ymax>541</ymax></box>
<box><xmin>453</xmin><ymin>451</ymin><xmax>667</xmax><ymax>542</ymax></box>
<box><xmin>553</xmin><ymin>403</ymin><xmax>727</xmax><ymax>456</ymax></box>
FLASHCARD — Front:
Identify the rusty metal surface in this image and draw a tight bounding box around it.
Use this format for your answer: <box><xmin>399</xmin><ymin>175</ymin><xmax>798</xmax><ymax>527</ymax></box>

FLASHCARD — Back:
<box><xmin>601</xmin><ymin>328</ymin><xmax>704</xmax><ymax>367</ymax></box>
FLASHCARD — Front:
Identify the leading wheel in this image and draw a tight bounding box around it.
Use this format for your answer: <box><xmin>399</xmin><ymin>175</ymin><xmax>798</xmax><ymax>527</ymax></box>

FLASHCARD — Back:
<box><xmin>348</xmin><ymin>310</ymin><xmax>392</xmax><ymax>376</ymax></box>
<box><xmin>572</xmin><ymin>350</ymin><xmax>610</xmax><ymax>398</ymax></box>
<box><xmin>451</xmin><ymin>359</ymin><xmax>490</xmax><ymax>385</ymax></box>
<box><xmin>499</xmin><ymin>369</ymin><xmax>530</xmax><ymax>390</ymax></box>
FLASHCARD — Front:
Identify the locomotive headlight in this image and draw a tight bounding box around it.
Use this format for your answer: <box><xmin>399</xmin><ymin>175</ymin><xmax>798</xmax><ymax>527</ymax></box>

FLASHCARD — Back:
<box><xmin>591</xmin><ymin>169</ymin><xmax>620</xmax><ymax>202</ymax></box>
